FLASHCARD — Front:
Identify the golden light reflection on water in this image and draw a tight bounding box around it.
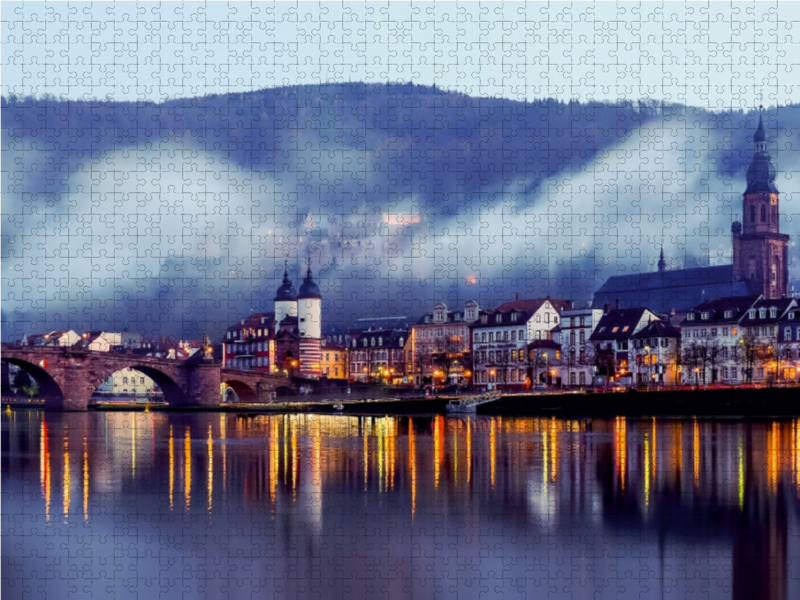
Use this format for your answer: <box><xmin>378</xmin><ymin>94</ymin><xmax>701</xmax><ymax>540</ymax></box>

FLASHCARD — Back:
<box><xmin>615</xmin><ymin>416</ymin><xmax>627</xmax><ymax>491</ymax></box>
<box><xmin>83</xmin><ymin>436</ymin><xmax>89</xmax><ymax>521</ymax></box>
<box><xmin>184</xmin><ymin>426</ymin><xmax>191</xmax><ymax>512</ymax></box>
<box><xmin>168</xmin><ymin>424</ymin><xmax>174</xmax><ymax>510</ymax></box>
<box><xmin>207</xmin><ymin>425</ymin><xmax>213</xmax><ymax>512</ymax></box>
<box><xmin>409</xmin><ymin>418</ymin><xmax>417</xmax><ymax>517</ymax></box>
<box><xmin>62</xmin><ymin>434</ymin><xmax>70</xmax><ymax>519</ymax></box>
<box><xmin>18</xmin><ymin>412</ymin><xmax>800</xmax><ymax>535</ymax></box>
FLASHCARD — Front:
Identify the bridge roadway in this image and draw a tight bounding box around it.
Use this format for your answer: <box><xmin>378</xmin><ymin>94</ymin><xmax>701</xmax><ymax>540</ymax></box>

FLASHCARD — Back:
<box><xmin>0</xmin><ymin>344</ymin><xmax>295</xmax><ymax>411</ymax></box>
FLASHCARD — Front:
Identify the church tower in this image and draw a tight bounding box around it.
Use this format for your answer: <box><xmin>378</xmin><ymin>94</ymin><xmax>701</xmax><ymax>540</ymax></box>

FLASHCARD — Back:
<box><xmin>732</xmin><ymin>110</ymin><xmax>790</xmax><ymax>298</ymax></box>
<box><xmin>297</xmin><ymin>258</ymin><xmax>322</xmax><ymax>376</ymax></box>
<box><xmin>274</xmin><ymin>261</ymin><xmax>298</xmax><ymax>333</ymax></box>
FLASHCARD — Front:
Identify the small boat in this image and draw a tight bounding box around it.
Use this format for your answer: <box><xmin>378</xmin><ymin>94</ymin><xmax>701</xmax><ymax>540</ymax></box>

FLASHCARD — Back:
<box><xmin>446</xmin><ymin>394</ymin><xmax>500</xmax><ymax>413</ymax></box>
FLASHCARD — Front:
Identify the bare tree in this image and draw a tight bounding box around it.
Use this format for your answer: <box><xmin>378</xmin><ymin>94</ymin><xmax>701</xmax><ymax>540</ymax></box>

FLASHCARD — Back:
<box><xmin>738</xmin><ymin>329</ymin><xmax>760</xmax><ymax>383</ymax></box>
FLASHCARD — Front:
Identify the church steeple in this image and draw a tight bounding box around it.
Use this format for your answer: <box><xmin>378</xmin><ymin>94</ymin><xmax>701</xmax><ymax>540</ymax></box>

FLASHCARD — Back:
<box><xmin>657</xmin><ymin>246</ymin><xmax>666</xmax><ymax>273</ymax></box>
<box><xmin>745</xmin><ymin>107</ymin><xmax>778</xmax><ymax>194</ymax></box>
<box><xmin>732</xmin><ymin>107</ymin><xmax>790</xmax><ymax>299</ymax></box>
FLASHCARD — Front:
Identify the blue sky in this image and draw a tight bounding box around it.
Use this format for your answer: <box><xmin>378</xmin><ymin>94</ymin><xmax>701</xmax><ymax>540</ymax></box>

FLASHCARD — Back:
<box><xmin>3</xmin><ymin>1</ymin><xmax>800</xmax><ymax>107</ymax></box>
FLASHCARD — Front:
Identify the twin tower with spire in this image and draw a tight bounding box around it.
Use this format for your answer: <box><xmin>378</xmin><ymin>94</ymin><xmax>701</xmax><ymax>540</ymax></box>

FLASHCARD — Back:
<box><xmin>274</xmin><ymin>258</ymin><xmax>322</xmax><ymax>377</ymax></box>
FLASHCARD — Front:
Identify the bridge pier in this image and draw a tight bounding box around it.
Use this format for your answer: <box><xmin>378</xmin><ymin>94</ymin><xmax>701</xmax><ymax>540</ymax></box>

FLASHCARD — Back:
<box><xmin>183</xmin><ymin>362</ymin><xmax>222</xmax><ymax>407</ymax></box>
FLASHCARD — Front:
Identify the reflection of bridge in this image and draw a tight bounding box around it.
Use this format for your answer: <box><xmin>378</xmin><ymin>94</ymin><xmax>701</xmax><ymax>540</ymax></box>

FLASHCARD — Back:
<box><xmin>1</xmin><ymin>344</ymin><xmax>295</xmax><ymax>410</ymax></box>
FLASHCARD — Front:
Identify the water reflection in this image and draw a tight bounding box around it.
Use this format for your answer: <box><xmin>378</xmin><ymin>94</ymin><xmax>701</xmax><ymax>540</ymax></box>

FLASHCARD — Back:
<box><xmin>2</xmin><ymin>411</ymin><xmax>799</xmax><ymax>599</ymax></box>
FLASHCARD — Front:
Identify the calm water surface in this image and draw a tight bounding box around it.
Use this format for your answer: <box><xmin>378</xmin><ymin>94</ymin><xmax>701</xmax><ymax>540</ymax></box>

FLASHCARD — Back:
<box><xmin>2</xmin><ymin>410</ymin><xmax>799</xmax><ymax>599</ymax></box>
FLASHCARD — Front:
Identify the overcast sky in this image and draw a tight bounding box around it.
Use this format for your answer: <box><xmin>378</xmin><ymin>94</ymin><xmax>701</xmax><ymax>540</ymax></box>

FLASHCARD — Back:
<box><xmin>3</xmin><ymin>1</ymin><xmax>800</xmax><ymax>108</ymax></box>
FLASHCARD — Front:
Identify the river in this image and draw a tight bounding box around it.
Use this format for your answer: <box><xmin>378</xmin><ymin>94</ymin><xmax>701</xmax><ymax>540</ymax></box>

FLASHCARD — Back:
<box><xmin>2</xmin><ymin>410</ymin><xmax>799</xmax><ymax>599</ymax></box>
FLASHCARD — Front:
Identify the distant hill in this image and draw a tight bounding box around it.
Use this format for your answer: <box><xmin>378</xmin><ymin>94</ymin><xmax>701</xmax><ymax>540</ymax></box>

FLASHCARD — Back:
<box><xmin>3</xmin><ymin>84</ymin><xmax>799</xmax><ymax>340</ymax></box>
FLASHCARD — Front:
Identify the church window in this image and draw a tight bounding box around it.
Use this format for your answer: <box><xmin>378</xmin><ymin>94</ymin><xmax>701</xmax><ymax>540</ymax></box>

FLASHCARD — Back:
<box><xmin>761</xmin><ymin>205</ymin><xmax>767</xmax><ymax>222</ymax></box>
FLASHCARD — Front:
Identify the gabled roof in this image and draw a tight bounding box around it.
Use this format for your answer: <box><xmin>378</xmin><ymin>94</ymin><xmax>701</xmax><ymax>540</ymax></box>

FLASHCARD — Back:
<box><xmin>682</xmin><ymin>295</ymin><xmax>760</xmax><ymax>325</ymax></box>
<box><xmin>632</xmin><ymin>320</ymin><xmax>681</xmax><ymax>339</ymax></box>
<box><xmin>592</xmin><ymin>265</ymin><xmax>754</xmax><ymax>313</ymax></box>
<box><xmin>496</xmin><ymin>298</ymin><xmax>573</xmax><ymax>314</ymax></box>
<box><xmin>348</xmin><ymin>327</ymin><xmax>408</xmax><ymax>348</ymax></box>
<box><xmin>590</xmin><ymin>308</ymin><xmax>656</xmax><ymax>341</ymax></box>
<box><xmin>739</xmin><ymin>297</ymin><xmax>796</xmax><ymax>326</ymax></box>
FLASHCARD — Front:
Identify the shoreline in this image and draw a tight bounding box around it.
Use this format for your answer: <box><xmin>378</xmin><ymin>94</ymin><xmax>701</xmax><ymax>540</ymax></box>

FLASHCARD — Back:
<box><xmin>4</xmin><ymin>386</ymin><xmax>800</xmax><ymax>418</ymax></box>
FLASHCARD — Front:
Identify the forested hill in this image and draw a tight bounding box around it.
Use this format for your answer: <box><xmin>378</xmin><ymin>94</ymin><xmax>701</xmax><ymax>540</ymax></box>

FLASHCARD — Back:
<box><xmin>3</xmin><ymin>84</ymin><xmax>799</xmax><ymax>339</ymax></box>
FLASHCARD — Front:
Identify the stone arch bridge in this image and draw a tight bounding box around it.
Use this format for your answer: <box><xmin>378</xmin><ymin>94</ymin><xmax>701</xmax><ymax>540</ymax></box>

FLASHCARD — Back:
<box><xmin>1</xmin><ymin>344</ymin><xmax>295</xmax><ymax>411</ymax></box>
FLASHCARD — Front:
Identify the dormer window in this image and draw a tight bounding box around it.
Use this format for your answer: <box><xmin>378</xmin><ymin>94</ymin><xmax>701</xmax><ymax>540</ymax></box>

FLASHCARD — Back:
<box><xmin>724</xmin><ymin>310</ymin><xmax>732</xmax><ymax>319</ymax></box>
<box><xmin>759</xmin><ymin>308</ymin><xmax>767</xmax><ymax>319</ymax></box>
<box><xmin>790</xmin><ymin>313</ymin><xmax>796</xmax><ymax>320</ymax></box>
<box><xmin>701</xmin><ymin>312</ymin><xmax>709</xmax><ymax>320</ymax></box>
<box><xmin>687</xmin><ymin>313</ymin><xmax>695</xmax><ymax>321</ymax></box>
<box><xmin>612</xmin><ymin>327</ymin><xmax>619</xmax><ymax>333</ymax></box>
<box><xmin>378</xmin><ymin>337</ymin><xmax>383</xmax><ymax>346</ymax></box>
<box><xmin>399</xmin><ymin>337</ymin><xmax>404</xmax><ymax>346</ymax></box>
<box><xmin>749</xmin><ymin>309</ymin><xmax>756</xmax><ymax>319</ymax></box>
<box><xmin>511</xmin><ymin>312</ymin><xmax>519</xmax><ymax>322</ymax></box>
<box><xmin>481</xmin><ymin>315</ymin><xmax>488</xmax><ymax>323</ymax></box>
<box><xmin>770</xmin><ymin>308</ymin><xmax>777</xmax><ymax>318</ymax></box>
<box><xmin>495</xmin><ymin>314</ymin><xmax>502</xmax><ymax>323</ymax></box>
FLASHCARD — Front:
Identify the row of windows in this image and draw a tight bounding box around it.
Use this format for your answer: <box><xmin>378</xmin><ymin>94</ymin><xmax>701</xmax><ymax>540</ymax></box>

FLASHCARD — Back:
<box><xmin>418</xmin><ymin>327</ymin><xmax>466</xmax><ymax>339</ymax></box>
<box><xmin>562</xmin><ymin>317</ymin><xmax>589</xmax><ymax>328</ymax></box>
<box><xmin>226</xmin><ymin>341</ymin><xmax>270</xmax><ymax>353</ymax></box>
<box><xmin>475</xmin><ymin>368</ymin><xmax>529</xmax><ymax>383</ymax></box>
<box><xmin>476</xmin><ymin>349</ymin><xmax>561</xmax><ymax>363</ymax></box>
<box><xmin>685</xmin><ymin>327</ymin><xmax>739</xmax><ymax>339</ymax></box>
<box><xmin>351</xmin><ymin>336</ymin><xmax>405</xmax><ymax>348</ymax></box>
<box><xmin>227</xmin><ymin>327</ymin><xmax>270</xmax><ymax>340</ymax></box>
<box><xmin>350</xmin><ymin>350</ymin><xmax>394</xmax><ymax>361</ymax></box>
<box><xmin>568</xmin><ymin>330</ymin><xmax>586</xmax><ymax>344</ymax></box>
<box><xmin>632</xmin><ymin>339</ymin><xmax>670</xmax><ymax>349</ymax></box>
<box><xmin>121</xmin><ymin>377</ymin><xmax>146</xmax><ymax>385</ymax></box>
<box><xmin>686</xmin><ymin>307</ymin><xmax>797</xmax><ymax>322</ymax></box>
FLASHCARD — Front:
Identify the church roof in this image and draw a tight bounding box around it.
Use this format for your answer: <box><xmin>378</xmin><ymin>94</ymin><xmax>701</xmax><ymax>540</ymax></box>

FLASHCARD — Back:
<box><xmin>592</xmin><ymin>265</ymin><xmax>754</xmax><ymax>314</ymax></box>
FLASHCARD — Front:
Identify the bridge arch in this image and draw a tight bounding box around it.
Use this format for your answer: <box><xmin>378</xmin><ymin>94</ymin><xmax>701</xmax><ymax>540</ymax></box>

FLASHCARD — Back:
<box><xmin>220</xmin><ymin>379</ymin><xmax>258</xmax><ymax>403</ymax></box>
<box><xmin>111</xmin><ymin>364</ymin><xmax>188</xmax><ymax>405</ymax></box>
<box><xmin>1</xmin><ymin>357</ymin><xmax>65</xmax><ymax>409</ymax></box>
